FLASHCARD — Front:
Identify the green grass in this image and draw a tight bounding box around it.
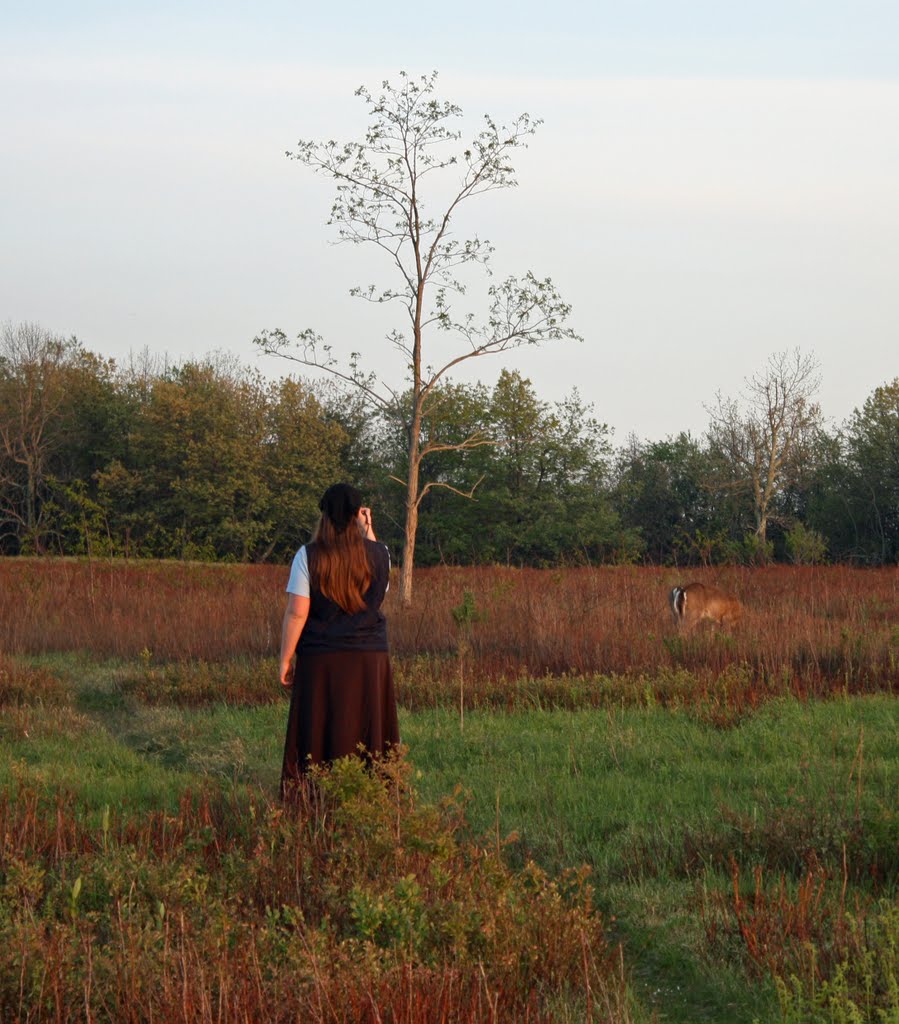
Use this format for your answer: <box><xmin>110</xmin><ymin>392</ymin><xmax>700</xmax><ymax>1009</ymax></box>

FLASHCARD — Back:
<box><xmin>2</xmin><ymin>654</ymin><xmax>897</xmax><ymax>1023</ymax></box>
<box><xmin>2</xmin><ymin>658</ymin><xmax>288</xmax><ymax>812</ymax></box>
<box><xmin>403</xmin><ymin>699</ymin><xmax>898</xmax><ymax>876</ymax></box>
<box><xmin>401</xmin><ymin>701</ymin><xmax>898</xmax><ymax>1023</ymax></box>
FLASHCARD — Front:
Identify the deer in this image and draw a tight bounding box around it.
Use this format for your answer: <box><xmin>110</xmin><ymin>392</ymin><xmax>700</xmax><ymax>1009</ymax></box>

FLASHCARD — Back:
<box><xmin>669</xmin><ymin>583</ymin><xmax>742</xmax><ymax>632</ymax></box>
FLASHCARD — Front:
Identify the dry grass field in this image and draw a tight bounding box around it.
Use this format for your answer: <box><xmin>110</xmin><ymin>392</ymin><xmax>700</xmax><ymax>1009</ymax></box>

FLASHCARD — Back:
<box><xmin>2</xmin><ymin>560</ymin><xmax>896</xmax><ymax>708</ymax></box>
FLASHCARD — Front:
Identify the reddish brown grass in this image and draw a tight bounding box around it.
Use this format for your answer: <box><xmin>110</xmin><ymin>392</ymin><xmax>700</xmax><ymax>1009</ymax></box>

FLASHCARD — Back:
<box><xmin>0</xmin><ymin>559</ymin><xmax>278</xmax><ymax>660</ymax></box>
<box><xmin>700</xmin><ymin>854</ymin><xmax>882</xmax><ymax>990</ymax></box>
<box><xmin>0</xmin><ymin>653</ymin><xmax>71</xmax><ymax>708</ymax></box>
<box><xmin>1</xmin><ymin>561</ymin><xmax>896</xmax><ymax>710</ymax></box>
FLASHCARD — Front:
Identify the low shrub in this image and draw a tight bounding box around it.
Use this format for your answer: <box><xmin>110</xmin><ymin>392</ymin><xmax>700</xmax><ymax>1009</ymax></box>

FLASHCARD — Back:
<box><xmin>0</xmin><ymin>751</ymin><xmax>633</xmax><ymax>1023</ymax></box>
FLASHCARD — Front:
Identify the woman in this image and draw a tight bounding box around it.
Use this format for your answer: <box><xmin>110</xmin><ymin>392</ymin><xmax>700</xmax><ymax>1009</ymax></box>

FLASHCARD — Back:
<box><xmin>279</xmin><ymin>483</ymin><xmax>399</xmax><ymax>795</ymax></box>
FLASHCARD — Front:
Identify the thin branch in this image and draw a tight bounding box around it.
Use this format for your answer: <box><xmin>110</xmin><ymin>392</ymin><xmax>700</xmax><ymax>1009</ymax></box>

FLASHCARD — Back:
<box><xmin>416</xmin><ymin>474</ymin><xmax>486</xmax><ymax>508</ymax></box>
<box><xmin>420</xmin><ymin>433</ymin><xmax>496</xmax><ymax>458</ymax></box>
<box><xmin>256</xmin><ymin>335</ymin><xmax>393</xmax><ymax>412</ymax></box>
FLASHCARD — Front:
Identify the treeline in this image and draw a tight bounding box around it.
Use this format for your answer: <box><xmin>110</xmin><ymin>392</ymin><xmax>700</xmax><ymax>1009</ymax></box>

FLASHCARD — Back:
<box><xmin>1</xmin><ymin>322</ymin><xmax>896</xmax><ymax>566</ymax></box>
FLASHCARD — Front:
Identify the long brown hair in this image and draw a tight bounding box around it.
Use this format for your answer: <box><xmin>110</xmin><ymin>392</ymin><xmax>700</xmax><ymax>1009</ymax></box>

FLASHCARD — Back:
<box><xmin>309</xmin><ymin>513</ymin><xmax>372</xmax><ymax>614</ymax></box>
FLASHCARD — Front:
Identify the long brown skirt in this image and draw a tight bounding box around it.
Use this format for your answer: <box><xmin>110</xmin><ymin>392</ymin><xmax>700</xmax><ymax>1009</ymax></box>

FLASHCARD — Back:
<box><xmin>280</xmin><ymin>649</ymin><xmax>399</xmax><ymax>797</ymax></box>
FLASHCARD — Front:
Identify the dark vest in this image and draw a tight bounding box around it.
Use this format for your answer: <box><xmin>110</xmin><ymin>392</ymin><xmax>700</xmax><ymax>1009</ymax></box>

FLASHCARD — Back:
<box><xmin>297</xmin><ymin>539</ymin><xmax>390</xmax><ymax>654</ymax></box>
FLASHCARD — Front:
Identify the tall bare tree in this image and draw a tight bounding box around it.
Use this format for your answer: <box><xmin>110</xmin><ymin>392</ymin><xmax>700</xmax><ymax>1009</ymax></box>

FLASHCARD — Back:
<box><xmin>706</xmin><ymin>349</ymin><xmax>822</xmax><ymax>551</ymax></box>
<box><xmin>257</xmin><ymin>72</ymin><xmax>579</xmax><ymax>605</ymax></box>
<box><xmin>0</xmin><ymin>321</ymin><xmax>78</xmax><ymax>552</ymax></box>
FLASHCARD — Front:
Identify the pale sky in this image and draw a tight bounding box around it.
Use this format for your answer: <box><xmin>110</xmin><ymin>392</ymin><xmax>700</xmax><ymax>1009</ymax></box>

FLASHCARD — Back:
<box><xmin>3</xmin><ymin>2</ymin><xmax>898</xmax><ymax>440</ymax></box>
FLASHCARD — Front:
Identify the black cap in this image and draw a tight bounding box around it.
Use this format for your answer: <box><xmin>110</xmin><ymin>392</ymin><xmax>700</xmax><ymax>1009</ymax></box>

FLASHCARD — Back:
<box><xmin>319</xmin><ymin>483</ymin><xmax>363</xmax><ymax>532</ymax></box>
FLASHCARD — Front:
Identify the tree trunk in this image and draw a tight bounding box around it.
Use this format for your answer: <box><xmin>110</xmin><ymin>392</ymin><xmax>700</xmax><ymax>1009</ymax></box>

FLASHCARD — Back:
<box><xmin>400</xmin><ymin>267</ymin><xmax>425</xmax><ymax>607</ymax></box>
<box><xmin>400</xmin><ymin>396</ymin><xmax>424</xmax><ymax>608</ymax></box>
<box><xmin>25</xmin><ymin>454</ymin><xmax>40</xmax><ymax>553</ymax></box>
<box><xmin>753</xmin><ymin>508</ymin><xmax>770</xmax><ymax>564</ymax></box>
<box><xmin>400</xmin><ymin>433</ymin><xmax>422</xmax><ymax>607</ymax></box>
<box><xmin>256</xmin><ymin>528</ymin><xmax>283</xmax><ymax>564</ymax></box>
<box><xmin>400</xmin><ymin>487</ymin><xmax>419</xmax><ymax>608</ymax></box>
<box><xmin>26</xmin><ymin>469</ymin><xmax>36</xmax><ymax>539</ymax></box>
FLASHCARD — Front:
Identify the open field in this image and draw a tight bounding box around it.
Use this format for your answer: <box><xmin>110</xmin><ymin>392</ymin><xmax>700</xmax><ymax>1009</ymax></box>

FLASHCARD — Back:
<box><xmin>1</xmin><ymin>560</ymin><xmax>897</xmax><ymax>1022</ymax></box>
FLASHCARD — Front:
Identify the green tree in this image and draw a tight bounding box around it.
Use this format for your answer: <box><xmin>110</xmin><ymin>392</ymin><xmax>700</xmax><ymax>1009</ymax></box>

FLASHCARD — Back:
<box><xmin>838</xmin><ymin>378</ymin><xmax>899</xmax><ymax>563</ymax></box>
<box><xmin>784</xmin><ymin>521</ymin><xmax>828</xmax><ymax>564</ymax></box>
<box><xmin>41</xmin><ymin>349</ymin><xmax>136</xmax><ymax>555</ymax></box>
<box><xmin>444</xmin><ymin>370</ymin><xmax>622</xmax><ymax>566</ymax></box>
<box><xmin>257</xmin><ymin>71</ymin><xmax>579</xmax><ymax>604</ymax></box>
<box><xmin>516</xmin><ymin>382</ymin><xmax>623</xmax><ymax>564</ymax></box>
<box><xmin>613</xmin><ymin>433</ymin><xmax>727</xmax><ymax>563</ymax></box>
<box><xmin>401</xmin><ymin>380</ymin><xmax>494</xmax><ymax>564</ymax></box>
<box><xmin>258</xmin><ymin>377</ymin><xmax>348</xmax><ymax>561</ymax></box>
<box><xmin>97</xmin><ymin>359</ymin><xmax>270</xmax><ymax>559</ymax></box>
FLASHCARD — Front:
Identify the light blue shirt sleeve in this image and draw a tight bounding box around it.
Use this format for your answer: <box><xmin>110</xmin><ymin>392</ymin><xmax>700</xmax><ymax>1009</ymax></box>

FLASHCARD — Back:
<box><xmin>286</xmin><ymin>545</ymin><xmax>310</xmax><ymax>597</ymax></box>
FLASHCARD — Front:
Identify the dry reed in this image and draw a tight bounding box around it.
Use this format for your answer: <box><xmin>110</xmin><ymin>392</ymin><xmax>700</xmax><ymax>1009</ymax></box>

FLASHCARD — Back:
<box><xmin>1</xmin><ymin>560</ymin><xmax>896</xmax><ymax>710</ymax></box>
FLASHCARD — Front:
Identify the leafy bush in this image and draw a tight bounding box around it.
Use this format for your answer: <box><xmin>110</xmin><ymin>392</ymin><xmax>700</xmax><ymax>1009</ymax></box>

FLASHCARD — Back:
<box><xmin>771</xmin><ymin>901</ymin><xmax>899</xmax><ymax>1023</ymax></box>
<box><xmin>785</xmin><ymin>524</ymin><xmax>829</xmax><ymax>566</ymax></box>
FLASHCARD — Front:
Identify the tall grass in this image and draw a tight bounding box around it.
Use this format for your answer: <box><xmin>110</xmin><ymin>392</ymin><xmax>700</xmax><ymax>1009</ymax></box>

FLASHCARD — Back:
<box><xmin>3</xmin><ymin>561</ymin><xmax>896</xmax><ymax>708</ymax></box>
<box><xmin>0</xmin><ymin>559</ymin><xmax>279</xmax><ymax>659</ymax></box>
<box><xmin>700</xmin><ymin>862</ymin><xmax>899</xmax><ymax>1022</ymax></box>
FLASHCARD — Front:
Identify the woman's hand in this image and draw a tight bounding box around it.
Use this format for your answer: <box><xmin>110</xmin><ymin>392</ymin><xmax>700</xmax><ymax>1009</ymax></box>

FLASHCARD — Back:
<box><xmin>279</xmin><ymin>658</ymin><xmax>294</xmax><ymax>688</ymax></box>
<box><xmin>279</xmin><ymin>594</ymin><xmax>309</xmax><ymax>690</ymax></box>
<box><xmin>359</xmin><ymin>506</ymin><xmax>376</xmax><ymax>540</ymax></box>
